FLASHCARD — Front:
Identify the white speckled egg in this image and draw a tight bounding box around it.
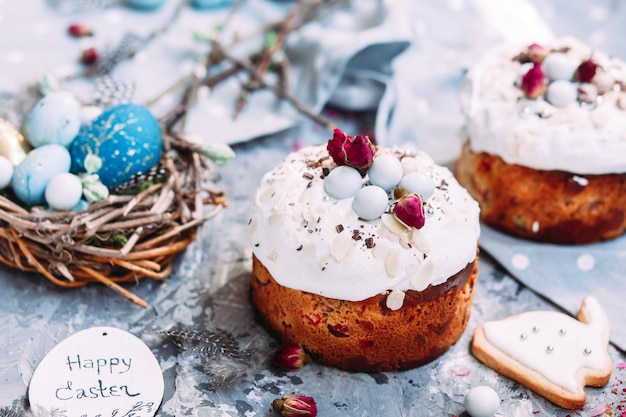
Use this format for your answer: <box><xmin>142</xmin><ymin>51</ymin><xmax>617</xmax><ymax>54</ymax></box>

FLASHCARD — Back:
<box><xmin>45</xmin><ymin>172</ymin><xmax>83</xmax><ymax>211</ymax></box>
<box><xmin>542</xmin><ymin>53</ymin><xmax>578</xmax><ymax>81</ymax></box>
<box><xmin>69</xmin><ymin>104</ymin><xmax>162</xmax><ymax>189</ymax></box>
<box><xmin>546</xmin><ymin>80</ymin><xmax>578</xmax><ymax>107</ymax></box>
<box><xmin>23</xmin><ymin>91</ymin><xmax>81</xmax><ymax>148</ymax></box>
<box><xmin>12</xmin><ymin>144</ymin><xmax>71</xmax><ymax>206</ymax></box>
<box><xmin>464</xmin><ymin>386</ymin><xmax>500</xmax><ymax>417</ymax></box>
<box><xmin>352</xmin><ymin>185</ymin><xmax>388</xmax><ymax>220</ymax></box>
<box><xmin>0</xmin><ymin>155</ymin><xmax>13</xmax><ymax>189</ymax></box>
<box><xmin>368</xmin><ymin>154</ymin><xmax>402</xmax><ymax>191</ymax></box>
<box><xmin>399</xmin><ymin>172</ymin><xmax>435</xmax><ymax>200</ymax></box>
<box><xmin>324</xmin><ymin>166</ymin><xmax>362</xmax><ymax>199</ymax></box>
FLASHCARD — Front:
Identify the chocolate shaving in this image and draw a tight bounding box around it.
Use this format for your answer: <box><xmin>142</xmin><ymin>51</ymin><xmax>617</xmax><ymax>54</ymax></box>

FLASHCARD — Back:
<box><xmin>352</xmin><ymin>229</ymin><xmax>362</xmax><ymax>240</ymax></box>
<box><xmin>365</xmin><ymin>237</ymin><xmax>375</xmax><ymax>248</ymax></box>
<box><xmin>296</xmin><ymin>245</ymin><xmax>303</xmax><ymax>251</ymax></box>
<box><xmin>302</xmin><ymin>172</ymin><xmax>314</xmax><ymax>180</ymax></box>
<box><xmin>336</xmin><ymin>224</ymin><xmax>344</xmax><ymax>233</ymax></box>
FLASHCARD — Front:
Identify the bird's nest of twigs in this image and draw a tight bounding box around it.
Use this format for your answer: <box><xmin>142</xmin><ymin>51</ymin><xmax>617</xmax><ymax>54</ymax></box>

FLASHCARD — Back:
<box><xmin>0</xmin><ymin>133</ymin><xmax>226</xmax><ymax>308</ymax></box>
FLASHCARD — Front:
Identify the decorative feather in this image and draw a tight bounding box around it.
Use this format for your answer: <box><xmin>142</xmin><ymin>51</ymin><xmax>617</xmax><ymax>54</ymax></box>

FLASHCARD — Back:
<box><xmin>163</xmin><ymin>327</ymin><xmax>270</xmax><ymax>388</ymax></box>
<box><xmin>92</xmin><ymin>75</ymin><xmax>137</xmax><ymax>108</ymax></box>
<box><xmin>112</xmin><ymin>165</ymin><xmax>168</xmax><ymax>195</ymax></box>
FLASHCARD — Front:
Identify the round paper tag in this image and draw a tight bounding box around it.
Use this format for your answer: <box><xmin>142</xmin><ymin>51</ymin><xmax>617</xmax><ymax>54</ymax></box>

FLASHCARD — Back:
<box><xmin>28</xmin><ymin>326</ymin><xmax>164</xmax><ymax>417</ymax></box>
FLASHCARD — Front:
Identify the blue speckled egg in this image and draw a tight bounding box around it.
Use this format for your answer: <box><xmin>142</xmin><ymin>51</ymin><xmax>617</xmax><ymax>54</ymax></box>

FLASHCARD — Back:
<box><xmin>12</xmin><ymin>144</ymin><xmax>71</xmax><ymax>206</ymax></box>
<box><xmin>192</xmin><ymin>0</ymin><xmax>233</xmax><ymax>9</ymax></box>
<box><xmin>125</xmin><ymin>0</ymin><xmax>166</xmax><ymax>10</ymax></box>
<box><xmin>23</xmin><ymin>91</ymin><xmax>81</xmax><ymax>148</ymax></box>
<box><xmin>69</xmin><ymin>104</ymin><xmax>162</xmax><ymax>189</ymax></box>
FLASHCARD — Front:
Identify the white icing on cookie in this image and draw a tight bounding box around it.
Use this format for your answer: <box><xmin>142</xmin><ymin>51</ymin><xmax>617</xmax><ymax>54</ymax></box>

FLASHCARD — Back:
<box><xmin>248</xmin><ymin>145</ymin><xmax>480</xmax><ymax>301</ymax></box>
<box><xmin>482</xmin><ymin>297</ymin><xmax>610</xmax><ymax>393</ymax></box>
<box><xmin>462</xmin><ymin>37</ymin><xmax>626</xmax><ymax>175</ymax></box>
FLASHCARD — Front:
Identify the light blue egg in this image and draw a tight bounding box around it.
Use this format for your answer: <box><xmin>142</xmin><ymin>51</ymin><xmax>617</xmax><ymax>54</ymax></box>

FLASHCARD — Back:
<box><xmin>69</xmin><ymin>104</ymin><xmax>162</xmax><ymax>189</ymax></box>
<box><xmin>542</xmin><ymin>53</ymin><xmax>578</xmax><ymax>81</ymax></box>
<box><xmin>23</xmin><ymin>91</ymin><xmax>81</xmax><ymax>148</ymax></box>
<box><xmin>125</xmin><ymin>0</ymin><xmax>166</xmax><ymax>10</ymax></box>
<box><xmin>368</xmin><ymin>154</ymin><xmax>402</xmax><ymax>191</ymax></box>
<box><xmin>546</xmin><ymin>80</ymin><xmax>578</xmax><ymax>107</ymax></box>
<box><xmin>324</xmin><ymin>166</ymin><xmax>362</xmax><ymax>199</ymax></box>
<box><xmin>399</xmin><ymin>172</ymin><xmax>435</xmax><ymax>200</ymax></box>
<box><xmin>192</xmin><ymin>0</ymin><xmax>233</xmax><ymax>9</ymax></box>
<box><xmin>352</xmin><ymin>185</ymin><xmax>388</xmax><ymax>221</ymax></box>
<box><xmin>12</xmin><ymin>144</ymin><xmax>71</xmax><ymax>206</ymax></box>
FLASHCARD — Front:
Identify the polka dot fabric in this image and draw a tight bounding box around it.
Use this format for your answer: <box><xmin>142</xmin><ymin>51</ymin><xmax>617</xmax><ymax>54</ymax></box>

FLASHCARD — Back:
<box><xmin>479</xmin><ymin>225</ymin><xmax>626</xmax><ymax>352</ymax></box>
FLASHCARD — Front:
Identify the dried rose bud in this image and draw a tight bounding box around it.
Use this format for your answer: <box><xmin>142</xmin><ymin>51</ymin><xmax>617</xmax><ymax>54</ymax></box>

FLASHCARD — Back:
<box><xmin>326</xmin><ymin>128</ymin><xmax>375</xmax><ymax>176</ymax></box>
<box><xmin>68</xmin><ymin>23</ymin><xmax>93</xmax><ymax>38</ymax></box>
<box><xmin>272</xmin><ymin>394</ymin><xmax>318</xmax><ymax>417</ymax></box>
<box><xmin>514</xmin><ymin>43</ymin><xmax>549</xmax><ymax>63</ymax></box>
<box><xmin>520</xmin><ymin>62</ymin><xmax>546</xmax><ymax>99</ymax></box>
<box><xmin>575</xmin><ymin>59</ymin><xmax>598</xmax><ymax>83</ymax></box>
<box><xmin>526</xmin><ymin>43</ymin><xmax>549</xmax><ymax>62</ymax></box>
<box><xmin>272</xmin><ymin>345</ymin><xmax>310</xmax><ymax>370</ymax></box>
<box><xmin>81</xmin><ymin>47</ymin><xmax>99</xmax><ymax>65</ymax></box>
<box><xmin>393</xmin><ymin>193</ymin><xmax>425</xmax><ymax>229</ymax></box>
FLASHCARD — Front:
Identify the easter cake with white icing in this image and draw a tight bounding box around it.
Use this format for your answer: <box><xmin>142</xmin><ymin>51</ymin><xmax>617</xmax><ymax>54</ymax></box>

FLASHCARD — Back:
<box><xmin>455</xmin><ymin>37</ymin><xmax>626</xmax><ymax>244</ymax></box>
<box><xmin>248</xmin><ymin>129</ymin><xmax>481</xmax><ymax>372</ymax></box>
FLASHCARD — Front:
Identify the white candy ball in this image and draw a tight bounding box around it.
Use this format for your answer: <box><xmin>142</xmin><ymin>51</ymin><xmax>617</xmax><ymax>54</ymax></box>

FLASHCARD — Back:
<box><xmin>464</xmin><ymin>386</ymin><xmax>500</xmax><ymax>417</ymax></box>
<box><xmin>324</xmin><ymin>166</ymin><xmax>362</xmax><ymax>199</ymax></box>
<box><xmin>593</xmin><ymin>70</ymin><xmax>616</xmax><ymax>94</ymax></box>
<box><xmin>368</xmin><ymin>154</ymin><xmax>403</xmax><ymax>191</ymax></box>
<box><xmin>399</xmin><ymin>172</ymin><xmax>435</xmax><ymax>200</ymax></box>
<box><xmin>546</xmin><ymin>80</ymin><xmax>578</xmax><ymax>108</ymax></box>
<box><xmin>352</xmin><ymin>185</ymin><xmax>389</xmax><ymax>220</ymax></box>
<box><xmin>542</xmin><ymin>53</ymin><xmax>578</xmax><ymax>81</ymax></box>
<box><xmin>0</xmin><ymin>156</ymin><xmax>13</xmax><ymax>189</ymax></box>
<box><xmin>45</xmin><ymin>172</ymin><xmax>83</xmax><ymax>211</ymax></box>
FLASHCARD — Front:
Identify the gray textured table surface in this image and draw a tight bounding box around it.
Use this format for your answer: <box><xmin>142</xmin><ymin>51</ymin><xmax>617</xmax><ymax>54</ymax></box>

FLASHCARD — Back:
<box><xmin>1</xmin><ymin>123</ymin><xmax>625</xmax><ymax>417</ymax></box>
<box><xmin>1</xmin><ymin>1</ymin><xmax>626</xmax><ymax>416</ymax></box>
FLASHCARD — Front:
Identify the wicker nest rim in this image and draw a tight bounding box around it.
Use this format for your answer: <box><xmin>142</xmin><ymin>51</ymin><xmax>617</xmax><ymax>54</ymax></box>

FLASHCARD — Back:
<box><xmin>0</xmin><ymin>133</ymin><xmax>227</xmax><ymax>307</ymax></box>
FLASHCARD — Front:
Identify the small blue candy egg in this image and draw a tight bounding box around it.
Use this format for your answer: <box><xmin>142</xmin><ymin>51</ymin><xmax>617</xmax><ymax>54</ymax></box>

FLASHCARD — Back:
<box><xmin>70</xmin><ymin>104</ymin><xmax>162</xmax><ymax>189</ymax></box>
<box><xmin>352</xmin><ymin>185</ymin><xmax>388</xmax><ymax>221</ymax></box>
<box><xmin>0</xmin><ymin>156</ymin><xmax>13</xmax><ymax>189</ymax></box>
<box><xmin>12</xmin><ymin>144</ymin><xmax>71</xmax><ymax>206</ymax></box>
<box><xmin>125</xmin><ymin>0</ymin><xmax>166</xmax><ymax>10</ymax></box>
<box><xmin>464</xmin><ymin>386</ymin><xmax>500</xmax><ymax>417</ymax></box>
<box><xmin>542</xmin><ymin>53</ymin><xmax>578</xmax><ymax>81</ymax></box>
<box><xmin>45</xmin><ymin>172</ymin><xmax>83</xmax><ymax>211</ymax></box>
<box><xmin>546</xmin><ymin>80</ymin><xmax>578</xmax><ymax>107</ymax></box>
<box><xmin>399</xmin><ymin>172</ymin><xmax>435</xmax><ymax>200</ymax></box>
<box><xmin>368</xmin><ymin>154</ymin><xmax>403</xmax><ymax>191</ymax></box>
<box><xmin>324</xmin><ymin>166</ymin><xmax>362</xmax><ymax>199</ymax></box>
<box><xmin>23</xmin><ymin>91</ymin><xmax>81</xmax><ymax>148</ymax></box>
